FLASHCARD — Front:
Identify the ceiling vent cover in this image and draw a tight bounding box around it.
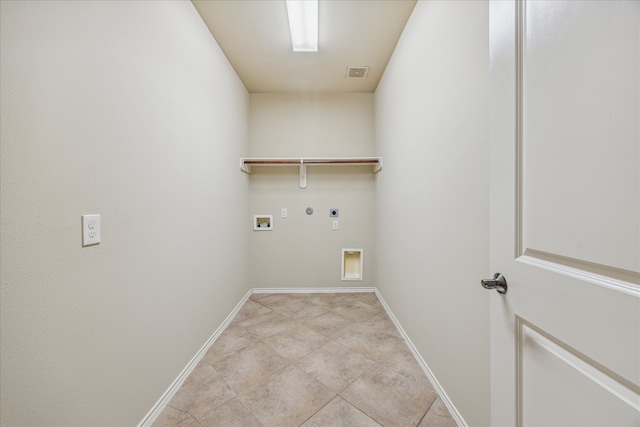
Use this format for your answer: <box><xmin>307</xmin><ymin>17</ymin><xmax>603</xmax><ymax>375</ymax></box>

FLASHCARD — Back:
<box><xmin>346</xmin><ymin>66</ymin><xmax>370</xmax><ymax>79</ymax></box>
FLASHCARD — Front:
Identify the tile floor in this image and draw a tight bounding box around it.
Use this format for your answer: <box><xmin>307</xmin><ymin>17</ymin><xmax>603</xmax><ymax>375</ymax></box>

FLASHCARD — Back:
<box><xmin>153</xmin><ymin>292</ymin><xmax>457</xmax><ymax>427</ymax></box>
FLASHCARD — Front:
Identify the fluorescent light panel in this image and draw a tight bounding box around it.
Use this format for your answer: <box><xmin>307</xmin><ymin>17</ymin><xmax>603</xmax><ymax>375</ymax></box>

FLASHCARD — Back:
<box><xmin>286</xmin><ymin>0</ymin><xmax>318</xmax><ymax>52</ymax></box>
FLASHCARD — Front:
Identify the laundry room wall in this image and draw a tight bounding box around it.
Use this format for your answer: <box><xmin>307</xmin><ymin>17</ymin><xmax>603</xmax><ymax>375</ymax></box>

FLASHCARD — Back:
<box><xmin>374</xmin><ymin>1</ymin><xmax>491</xmax><ymax>425</ymax></box>
<box><xmin>248</xmin><ymin>93</ymin><xmax>376</xmax><ymax>288</ymax></box>
<box><xmin>0</xmin><ymin>1</ymin><xmax>250</xmax><ymax>424</ymax></box>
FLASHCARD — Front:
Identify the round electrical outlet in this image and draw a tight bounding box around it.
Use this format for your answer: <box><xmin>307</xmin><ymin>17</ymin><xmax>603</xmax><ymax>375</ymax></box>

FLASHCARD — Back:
<box><xmin>306</xmin><ymin>207</ymin><xmax>313</xmax><ymax>215</ymax></box>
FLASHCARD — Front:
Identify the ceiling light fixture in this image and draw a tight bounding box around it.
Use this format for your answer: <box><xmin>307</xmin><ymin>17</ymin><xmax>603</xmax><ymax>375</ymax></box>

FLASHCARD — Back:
<box><xmin>286</xmin><ymin>0</ymin><xmax>318</xmax><ymax>52</ymax></box>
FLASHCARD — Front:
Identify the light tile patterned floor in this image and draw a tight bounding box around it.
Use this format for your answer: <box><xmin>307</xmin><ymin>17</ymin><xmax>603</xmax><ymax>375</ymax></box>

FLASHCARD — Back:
<box><xmin>153</xmin><ymin>292</ymin><xmax>457</xmax><ymax>427</ymax></box>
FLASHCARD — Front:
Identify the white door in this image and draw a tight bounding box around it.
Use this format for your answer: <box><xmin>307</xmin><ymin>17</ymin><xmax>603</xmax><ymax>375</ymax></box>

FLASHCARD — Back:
<box><xmin>489</xmin><ymin>1</ymin><xmax>639</xmax><ymax>426</ymax></box>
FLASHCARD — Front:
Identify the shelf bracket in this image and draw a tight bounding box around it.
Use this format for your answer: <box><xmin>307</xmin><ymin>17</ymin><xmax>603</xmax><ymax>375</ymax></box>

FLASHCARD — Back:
<box><xmin>299</xmin><ymin>160</ymin><xmax>307</xmax><ymax>189</ymax></box>
<box><xmin>240</xmin><ymin>158</ymin><xmax>251</xmax><ymax>174</ymax></box>
<box><xmin>373</xmin><ymin>158</ymin><xmax>383</xmax><ymax>173</ymax></box>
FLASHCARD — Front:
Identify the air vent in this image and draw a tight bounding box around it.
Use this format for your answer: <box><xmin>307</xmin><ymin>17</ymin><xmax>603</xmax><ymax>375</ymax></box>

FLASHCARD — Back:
<box><xmin>346</xmin><ymin>66</ymin><xmax>370</xmax><ymax>79</ymax></box>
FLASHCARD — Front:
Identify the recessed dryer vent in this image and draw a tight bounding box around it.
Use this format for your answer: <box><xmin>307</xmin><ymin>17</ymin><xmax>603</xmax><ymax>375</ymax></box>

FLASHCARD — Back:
<box><xmin>342</xmin><ymin>249</ymin><xmax>363</xmax><ymax>281</ymax></box>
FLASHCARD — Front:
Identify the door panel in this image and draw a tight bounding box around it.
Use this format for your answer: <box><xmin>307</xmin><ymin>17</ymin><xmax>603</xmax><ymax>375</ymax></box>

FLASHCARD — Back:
<box><xmin>519</xmin><ymin>320</ymin><xmax>639</xmax><ymax>427</ymax></box>
<box><xmin>522</xmin><ymin>0</ymin><xmax>639</xmax><ymax>273</ymax></box>
<box><xmin>489</xmin><ymin>1</ymin><xmax>640</xmax><ymax>426</ymax></box>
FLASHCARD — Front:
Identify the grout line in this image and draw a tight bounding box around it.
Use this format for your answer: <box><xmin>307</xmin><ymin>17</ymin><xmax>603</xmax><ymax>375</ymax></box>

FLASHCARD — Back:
<box><xmin>344</xmin><ymin>397</ymin><xmax>384</xmax><ymax>427</ymax></box>
<box><xmin>297</xmin><ymin>396</ymin><xmax>333</xmax><ymax>427</ymax></box>
<box><xmin>415</xmin><ymin>394</ymin><xmax>437</xmax><ymax>426</ymax></box>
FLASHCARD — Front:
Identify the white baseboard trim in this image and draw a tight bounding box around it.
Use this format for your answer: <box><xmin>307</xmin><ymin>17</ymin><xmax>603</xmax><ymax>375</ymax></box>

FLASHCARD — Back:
<box><xmin>374</xmin><ymin>289</ymin><xmax>468</xmax><ymax>427</ymax></box>
<box><xmin>251</xmin><ymin>286</ymin><xmax>376</xmax><ymax>294</ymax></box>
<box><xmin>137</xmin><ymin>289</ymin><xmax>253</xmax><ymax>427</ymax></box>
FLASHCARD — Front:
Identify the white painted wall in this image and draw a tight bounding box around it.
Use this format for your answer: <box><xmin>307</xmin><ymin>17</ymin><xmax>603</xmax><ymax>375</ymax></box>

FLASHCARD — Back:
<box><xmin>249</xmin><ymin>94</ymin><xmax>375</xmax><ymax>288</ymax></box>
<box><xmin>374</xmin><ymin>1</ymin><xmax>490</xmax><ymax>425</ymax></box>
<box><xmin>0</xmin><ymin>1</ymin><xmax>249</xmax><ymax>425</ymax></box>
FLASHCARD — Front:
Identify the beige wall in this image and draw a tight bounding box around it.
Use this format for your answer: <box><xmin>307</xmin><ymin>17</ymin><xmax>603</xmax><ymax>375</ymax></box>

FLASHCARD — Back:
<box><xmin>374</xmin><ymin>1</ymin><xmax>490</xmax><ymax>426</ymax></box>
<box><xmin>249</xmin><ymin>94</ymin><xmax>376</xmax><ymax>288</ymax></box>
<box><xmin>0</xmin><ymin>1</ymin><xmax>249</xmax><ymax>425</ymax></box>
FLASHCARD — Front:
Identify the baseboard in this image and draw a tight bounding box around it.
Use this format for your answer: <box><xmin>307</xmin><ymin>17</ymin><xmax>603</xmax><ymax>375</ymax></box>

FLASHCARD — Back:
<box><xmin>374</xmin><ymin>289</ymin><xmax>468</xmax><ymax>427</ymax></box>
<box><xmin>251</xmin><ymin>286</ymin><xmax>376</xmax><ymax>294</ymax></box>
<box><xmin>137</xmin><ymin>289</ymin><xmax>253</xmax><ymax>427</ymax></box>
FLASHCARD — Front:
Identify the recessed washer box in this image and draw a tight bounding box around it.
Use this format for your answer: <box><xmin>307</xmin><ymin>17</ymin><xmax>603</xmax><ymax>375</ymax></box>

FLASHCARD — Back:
<box><xmin>342</xmin><ymin>248</ymin><xmax>363</xmax><ymax>281</ymax></box>
<box><xmin>253</xmin><ymin>215</ymin><xmax>273</xmax><ymax>231</ymax></box>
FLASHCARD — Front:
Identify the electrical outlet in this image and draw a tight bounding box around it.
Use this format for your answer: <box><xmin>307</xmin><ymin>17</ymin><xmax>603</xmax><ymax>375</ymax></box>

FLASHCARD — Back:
<box><xmin>82</xmin><ymin>214</ymin><xmax>101</xmax><ymax>246</ymax></box>
<box><xmin>281</xmin><ymin>208</ymin><xmax>288</xmax><ymax>218</ymax></box>
<box><xmin>332</xmin><ymin>220</ymin><xmax>339</xmax><ymax>230</ymax></box>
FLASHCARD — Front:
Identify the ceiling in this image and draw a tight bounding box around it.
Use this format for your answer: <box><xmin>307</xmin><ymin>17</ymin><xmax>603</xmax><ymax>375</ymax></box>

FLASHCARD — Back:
<box><xmin>191</xmin><ymin>0</ymin><xmax>417</xmax><ymax>93</ymax></box>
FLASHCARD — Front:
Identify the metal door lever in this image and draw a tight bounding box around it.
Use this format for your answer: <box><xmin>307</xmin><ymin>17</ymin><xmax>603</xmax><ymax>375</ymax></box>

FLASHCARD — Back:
<box><xmin>481</xmin><ymin>273</ymin><xmax>508</xmax><ymax>294</ymax></box>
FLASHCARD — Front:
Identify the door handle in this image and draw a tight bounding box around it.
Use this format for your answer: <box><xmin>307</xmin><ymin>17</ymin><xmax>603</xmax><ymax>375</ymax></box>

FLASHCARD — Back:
<box><xmin>481</xmin><ymin>273</ymin><xmax>508</xmax><ymax>294</ymax></box>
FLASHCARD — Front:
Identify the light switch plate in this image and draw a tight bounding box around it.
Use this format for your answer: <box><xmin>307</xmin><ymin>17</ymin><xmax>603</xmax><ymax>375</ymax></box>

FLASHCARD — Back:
<box><xmin>82</xmin><ymin>214</ymin><xmax>101</xmax><ymax>246</ymax></box>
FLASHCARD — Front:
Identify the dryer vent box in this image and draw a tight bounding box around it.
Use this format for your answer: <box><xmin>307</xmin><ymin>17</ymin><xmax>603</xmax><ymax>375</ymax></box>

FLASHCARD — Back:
<box><xmin>342</xmin><ymin>248</ymin><xmax>363</xmax><ymax>281</ymax></box>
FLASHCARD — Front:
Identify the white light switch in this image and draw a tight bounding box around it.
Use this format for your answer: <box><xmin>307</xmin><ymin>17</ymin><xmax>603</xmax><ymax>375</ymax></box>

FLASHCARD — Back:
<box><xmin>332</xmin><ymin>220</ymin><xmax>339</xmax><ymax>230</ymax></box>
<box><xmin>281</xmin><ymin>208</ymin><xmax>288</xmax><ymax>218</ymax></box>
<box><xmin>82</xmin><ymin>214</ymin><xmax>101</xmax><ymax>246</ymax></box>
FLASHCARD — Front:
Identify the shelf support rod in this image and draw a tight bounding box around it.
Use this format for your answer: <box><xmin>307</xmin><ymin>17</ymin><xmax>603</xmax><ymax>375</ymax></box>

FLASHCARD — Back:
<box><xmin>299</xmin><ymin>159</ymin><xmax>307</xmax><ymax>189</ymax></box>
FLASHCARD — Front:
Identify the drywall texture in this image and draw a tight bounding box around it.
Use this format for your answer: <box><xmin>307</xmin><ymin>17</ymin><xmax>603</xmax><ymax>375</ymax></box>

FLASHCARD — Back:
<box><xmin>0</xmin><ymin>1</ymin><xmax>249</xmax><ymax>425</ymax></box>
<box><xmin>374</xmin><ymin>1</ymin><xmax>490</xmax><ymax>425</ymax></box>
<box><xmin>249</xmin><ymin>94</ymin><xmax>375</xmax><ymax>288</ymax></box>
